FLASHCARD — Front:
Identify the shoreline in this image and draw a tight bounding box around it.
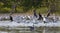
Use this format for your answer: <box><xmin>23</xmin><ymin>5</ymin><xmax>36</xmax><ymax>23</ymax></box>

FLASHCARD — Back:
<box><xmin>0</xmin><ymin>13</ymin><xmax>60</xmax><ymax>16</ymax></box>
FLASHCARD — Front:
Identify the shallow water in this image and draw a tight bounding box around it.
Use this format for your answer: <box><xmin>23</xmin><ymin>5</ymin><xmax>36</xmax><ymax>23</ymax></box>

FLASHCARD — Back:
<box><xmin>0</xmin><ymin>27</ymin><xmax>60</xmax><ymax>33</ymax></box>
<box><xmin>0</xmin><ymin>16</ymin><xmax>60</xmax><ymax>33</ymax></box>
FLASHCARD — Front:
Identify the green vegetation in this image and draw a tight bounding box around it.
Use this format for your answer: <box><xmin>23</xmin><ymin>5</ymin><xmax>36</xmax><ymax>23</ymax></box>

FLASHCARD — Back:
<box><xmin>0</xmin><ymin>0</ymin><xmax>60</xmax><ymax>14</ymax></box>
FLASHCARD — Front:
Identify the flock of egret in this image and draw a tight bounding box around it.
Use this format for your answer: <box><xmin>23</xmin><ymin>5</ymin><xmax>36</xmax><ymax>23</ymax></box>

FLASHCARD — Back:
<box><xmin>0</xmin><ymin>10</ymin><xmax>60</xmax><ymax>28</ymax></box>
<box><xmin>0</xmin><ymin>11</ymin><xmax>60</xmax><ymax>33</ymax></box>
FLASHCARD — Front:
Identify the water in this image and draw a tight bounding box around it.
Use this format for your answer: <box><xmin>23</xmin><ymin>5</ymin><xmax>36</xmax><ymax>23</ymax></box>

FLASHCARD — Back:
<box><xmin>0</xmin><ymin>27</ymin><xmax>60</xmax><ymax>33</ymax></box>
<box><xmin>0</xmin><ymin>15</ymin><xmax>60</xmax><ymax>33</ymax></box>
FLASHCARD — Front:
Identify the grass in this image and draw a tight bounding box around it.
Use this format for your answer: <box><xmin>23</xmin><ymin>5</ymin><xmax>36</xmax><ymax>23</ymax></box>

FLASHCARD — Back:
<box><xmin>26</xmin><ymin>7</ymin><xmax>60</xmax><ymax>15</ymax></box>
<box><xmin>36</xmin><ymin>7</ymin><xmax>48</xmax><ymax>14</ymax></box>
<box><xmin>0</xmin><ymin>7</ymin><xmax>60</xmax><ymax>15</ymax></box>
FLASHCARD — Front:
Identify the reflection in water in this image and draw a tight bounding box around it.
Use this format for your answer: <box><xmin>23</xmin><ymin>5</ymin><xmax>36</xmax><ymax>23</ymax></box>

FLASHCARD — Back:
<box><xmin>0</xmin><ymin>16</ymin><xmax>60</xmax><ymax>33</ymax></box>
<box><xmin>0</xmin><ymin>27</ymin><xmax>60</xmax><ymax>33</ymax></box>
